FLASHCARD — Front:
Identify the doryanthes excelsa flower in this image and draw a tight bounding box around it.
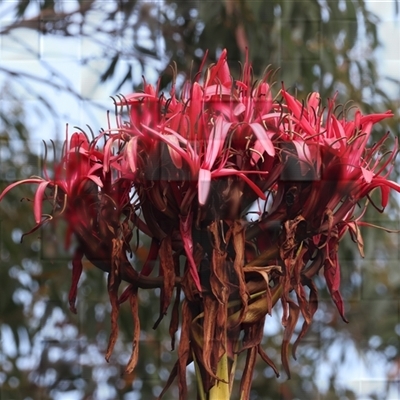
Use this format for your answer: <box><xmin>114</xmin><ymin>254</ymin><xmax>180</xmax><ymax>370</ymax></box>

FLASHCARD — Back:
<box><xmin>1</xmin><ymin>49</ymin><xmax>399</xmax><ymax>399</ymax></box>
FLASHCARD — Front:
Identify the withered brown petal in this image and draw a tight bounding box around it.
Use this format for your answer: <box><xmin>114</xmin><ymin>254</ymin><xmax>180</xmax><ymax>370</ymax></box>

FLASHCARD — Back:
<box><xmin>125</xmin><ymin>287</ymin><xmax>140</xmax><ymax>374</ymax></box>
<box><xmin>156</xmin><ymin>362</ymin><xmax>178</xmax><ymax>400</ymax></box>
<box><xmin>239</xmin><ymin>346</ymin><xmax>258</xmax><ymax>400</ymax></box>
<box><xmin>105</xmin><ymin>277</ymin><xmax>120</xmax><ymax>362</ymax></box>
<box><xmin>281</xmin><ymin>300</ymin><xmax>300</xmax><ymax>379</ymax></box>
<box><xmin>154</xmin><ymin>236</ymin><xmax>175</xmax><ymax>329</ymax></box>
<box><xmin>106</xmin><ymin>239</ymin><xmax>123</xmax><ymax>362</ymax></box>
<box><xmin>68</xmin><ymin>246</ymin><xmax>84</xmax><ymax>314</ymax></box>
<box><xmin>215</xmin><ymin>301</ymin><xmax>228</xmax><ymax>360</ymax></box>
<box><xmin>292</xmin><ymin>277</ymin><xmax>318</xmax><ymax>359</ymax></box>
<box><xmin>157</xmin><ymin>352</ymin><xmax>194</xmax><ymax>400</ymax></box>
<box><xmin>208</xmin><ymin>221</ymin><xmax>229</xmax><ymax>304</ymax></box>
<box><xmin>241</xmin><ymin>317</ymin><xmax>265</xmax><ymax>352</ymax></box>
<box><xmin>258</xmin><ymin>345</ymin><xmax>280</xmax><ymax>377</ymax></box>
<box><xmin>169</xmin><ymin>285</ymin><xmax>181</xmax><ymax>351</ymax></box>
<box><xmin>177</xmin><ymin>300</ymin><xmax>191</xmax><ymax>400</ymax></box>
<box><xmin>201</xmin><ymin>295</ymin><xmax>221</xmax><ymax>380</ymax></box>
<box><xmin>231</xmin><ymin>221</ymin><xmax>249</xmax><ymax>325</ymax></box>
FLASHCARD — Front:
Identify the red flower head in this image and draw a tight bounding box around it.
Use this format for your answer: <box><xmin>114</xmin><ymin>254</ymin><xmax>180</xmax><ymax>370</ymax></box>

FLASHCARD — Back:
<box><xmin>1</xmin><ymin>50</ymin><xmax>399</xmax><ymax>399</ymax></box>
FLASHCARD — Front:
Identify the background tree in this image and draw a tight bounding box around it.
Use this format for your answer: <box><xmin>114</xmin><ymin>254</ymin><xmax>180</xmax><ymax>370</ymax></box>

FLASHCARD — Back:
<box><xmin>0</xmin><ymin>1</ymin><xmax>399</xmax><ymax>399</ymax></box>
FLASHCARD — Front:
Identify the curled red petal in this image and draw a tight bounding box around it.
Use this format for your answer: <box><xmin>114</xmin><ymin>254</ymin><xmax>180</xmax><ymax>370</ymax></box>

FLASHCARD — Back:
<box><xmin>213</xmin><ymin>168</ymin><xmax>267</xmax><ymax>200</ymax></box>
<box><xmin>34</xmin><ymin>181</ymin><xmax>50</xmax><ymax>224</ymax></box>
<box><xmin>0</xmin><ymin>178</ymin><xmax>44</xmax><ymax>203</ymax></box>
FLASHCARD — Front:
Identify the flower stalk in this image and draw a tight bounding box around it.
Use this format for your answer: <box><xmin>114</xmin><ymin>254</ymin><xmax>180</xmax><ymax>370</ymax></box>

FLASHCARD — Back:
<box><xmin>210</xmin><ymin>353</ymin><xmax>230</xmax><ymax>400</ymax></box>
<box><xmin>1</xmin><ymin>49</ymin><xmax>400</xmax><ymax>399</ymax></box>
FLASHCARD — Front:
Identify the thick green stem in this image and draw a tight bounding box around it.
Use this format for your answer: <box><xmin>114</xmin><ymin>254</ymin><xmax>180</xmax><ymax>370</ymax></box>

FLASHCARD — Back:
<box><xmin>209</xmin><ymin>351</ymin><xmax>230</xmax><ymax>400</ymax></box>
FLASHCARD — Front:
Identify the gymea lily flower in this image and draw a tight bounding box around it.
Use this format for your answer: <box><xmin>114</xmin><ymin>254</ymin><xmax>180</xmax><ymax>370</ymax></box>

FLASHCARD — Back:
<box><xmin>1</xmin><ymin>50</ymin><xmax>399</xmax><ymax>400</ymax></box>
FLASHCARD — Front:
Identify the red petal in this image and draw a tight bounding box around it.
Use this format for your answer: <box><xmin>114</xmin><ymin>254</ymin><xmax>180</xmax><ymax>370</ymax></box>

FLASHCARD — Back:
<box><xmin>205</xmin><ymin>48</ymin><xmax>230</xmax><ymax>86</ymax></box>
<box><xmin>198</xmin><ymin>168</ymin><xmax>211</xmax><ymax>206</ymax></box>
<box><xmin>126</xmin><ymin>137</ymin><xmax>138</xmax><ymax>173</ymax></box>
<box><xmin>380</xmin><ymin>185</ymin><xmax>390</xmax><ymax>208</ymax></box>
<box><xmin>360</xmin><ymin>111</ymin><xmax>393</xmax><ymax>125</ymax></box>
<box><xmin>204</xmin><ymin>117</ymin><xmax>231</xmax><ymax>169</ymax></box>
<box><xmin>142</xmin><ymin>124</ymin><xmax>198</xmax><ymax>176</ymax></box>
<box><xmin>361</xmin><ymin>167</ymin><xmax>374</xmax><ymax>184</ymax></box>
<box><xmin>70</xmin><ymin>133</ymin><xmax>89</xmax><ymax>150</ymax></box>
<box><xmin>250</xmin><ymin>122</ymin><xmax>275</xmax><ymax>157</ymax></box>
<box><xmin>87</xmin><ymin>175</ymin><xmax>103</xmax><ymax>188</ymax></box>
<box><xmin>0</xmin><ymin>178</ymin><xmax>44</xmax><ymax>203</ymax></box>
<box><xmin>203</xmin><ymin>84</ymin><xmax>231</xmax><ymax>99</ymax></box>
<box><xmin>34</xmin><ymin>181</ymin><xmax>50</xmax><ymax>224</ymax></box>
<box><xmin>165</xmin><ymin>135</ymin><xmax>183</xmax><ymax>169</ymax></box>
<box><xmin>281</xmin><ymin>89</ymin><xmax>314</xmax><ymax>135</ymax></box>
<box><xmin>234</xmin><ymin>102</ymin><xmax>246</xmax><ymax>116</ymax></box>
<box><xmin>213</xmin><ymin>168</ymin><xmax>267</xmax><ymax>200</ymax></box>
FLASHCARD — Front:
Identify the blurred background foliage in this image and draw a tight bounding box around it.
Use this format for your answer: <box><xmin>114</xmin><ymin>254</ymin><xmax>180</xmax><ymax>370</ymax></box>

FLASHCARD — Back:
<box><xmin>0</xmin><ymin>0</ymin><xmax>399</xmax><ymax>399</ymax></box>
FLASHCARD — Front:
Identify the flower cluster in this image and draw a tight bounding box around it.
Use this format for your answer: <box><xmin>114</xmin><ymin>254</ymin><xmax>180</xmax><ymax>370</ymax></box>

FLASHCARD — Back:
<box><xmin>1</xmin><ymin>49</ymin><xmax>399</xmax><ymax>399</ymax></box>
